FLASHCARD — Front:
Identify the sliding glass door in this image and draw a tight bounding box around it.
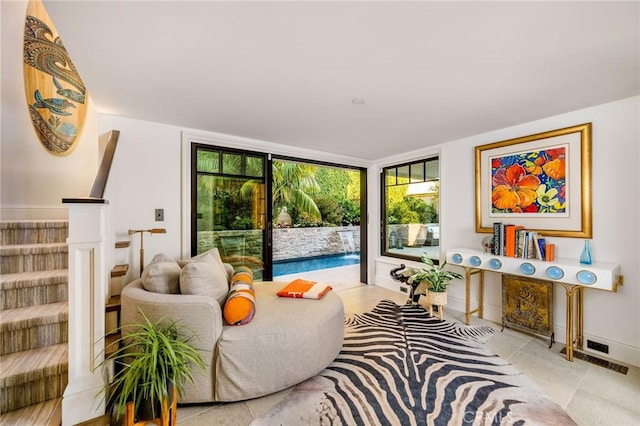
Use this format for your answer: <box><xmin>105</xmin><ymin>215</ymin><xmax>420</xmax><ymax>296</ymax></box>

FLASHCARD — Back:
<box><xmin>271</xmin><ymin>156</ymin><xmax>367</xmax><ymax>284</ymax></box>
<box><xmin>192</xmin><ymin>144</ymin><xmax>269</xmax><ymax>280</ymax></box>
<box><xmin>192</xmin><ymin>144</ymin><xmax>367</xmax><ymax>283</ymax></box>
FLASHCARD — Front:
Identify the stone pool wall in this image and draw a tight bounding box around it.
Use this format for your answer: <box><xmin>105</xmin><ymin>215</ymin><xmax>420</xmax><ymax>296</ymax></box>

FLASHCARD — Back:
<box><xmin>273</xmin><ymin>226</ymin><xmax>360</xmax><ymax>261</ymax></box>
<box><xmin>197</xmin><ymin>225</ymin><xmax>361</xmax><ymax>262</ymax></box>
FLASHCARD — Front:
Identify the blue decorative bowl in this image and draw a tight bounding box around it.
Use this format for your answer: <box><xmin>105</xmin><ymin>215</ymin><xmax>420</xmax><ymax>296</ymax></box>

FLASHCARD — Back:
<box><xmin>520</xmin><ymin>262</ymin><xmax>536</xmax><ymax>275</ymax></box>
<box><xmin>451</xmin><ymin>253</ymin><xmax>463</xmax><ymax>264</ymax></box>
<box><xmin>488</xmin><ymin>258</ymin><xmax>502</xmax><ymax>270</ymax></box>
<box><xmin>546</xmin><ymin>266</ymin><xmax>564</xmax><ymax>280</ymax></box>
<box><xmin>576</xmin><ymin>270</ymin><xmax>597</xmax><ymax>285</ymax></box>
<box><xmin>469</xmin><ymin>256</ymin><xmax>481</xmax><ymax>267</ymax></box>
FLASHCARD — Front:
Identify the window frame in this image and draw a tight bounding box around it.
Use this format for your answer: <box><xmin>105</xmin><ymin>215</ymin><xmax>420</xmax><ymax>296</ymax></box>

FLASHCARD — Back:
<box><xmin>380</xmin><ymin>156</ymin><xmax>440</xmax><ymax>263</ymax></box>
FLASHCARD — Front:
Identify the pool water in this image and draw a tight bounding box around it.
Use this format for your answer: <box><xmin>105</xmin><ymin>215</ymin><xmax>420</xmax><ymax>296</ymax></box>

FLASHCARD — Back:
<box><xmin>274</xmin><ymin>253</ymin><xmax>360</xmax><ymax>276</ymax></box>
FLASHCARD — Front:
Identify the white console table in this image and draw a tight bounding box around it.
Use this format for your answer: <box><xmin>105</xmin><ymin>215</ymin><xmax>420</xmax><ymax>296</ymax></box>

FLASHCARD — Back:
<box><xmin>445</xmin><ymin>248</ymin><xmax>622</xmax><ymax>361</ymax></box>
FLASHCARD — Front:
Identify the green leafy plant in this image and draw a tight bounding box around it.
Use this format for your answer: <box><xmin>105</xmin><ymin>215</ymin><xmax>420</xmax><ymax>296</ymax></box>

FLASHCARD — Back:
<box><xmin>409</xmin><ymin>253</ymin><xmax>463</xmax><ymax>292</ymax></box>
<box><xmin>295</xmin><ymin>211</ymin><xmax>323</xmax><ymax>227</ymax></box>
<box><xmin>315</xmin><ymin>195</ymin><xmax>343</xmax><ymax>226</ymax></box>
<box><xmin>338</xmin><ymin>199</ymin><xmax>360</xmax><ymax>225</ymax></box>
<box><xmin>101</xmin><ymin>310</ymin><xmax>206</xmax><ymax>420</ymax></box>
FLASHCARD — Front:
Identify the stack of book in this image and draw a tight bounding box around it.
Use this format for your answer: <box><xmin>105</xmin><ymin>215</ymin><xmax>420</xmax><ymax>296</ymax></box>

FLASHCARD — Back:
<box><xmin>491</xmin><ymin>222</ymin><xmax>556</xmax><ymax>261</ymax></box>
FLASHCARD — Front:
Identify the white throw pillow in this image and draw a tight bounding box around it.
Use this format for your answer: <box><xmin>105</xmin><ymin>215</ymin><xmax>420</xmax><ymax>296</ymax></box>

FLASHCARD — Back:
<box><xmin>193</xmin><ymin>248</ymin><xmax>227</xmax><ymax>271</ymax></box>
<box><xmin>141</xmin><ymin>254</ymin><xmax>181</xmax><ymax>294</ymax></box>
<box><xmin>179</xmin><ymin>254</ymin><xmax>229</xmax><ymax>305</ymax></box>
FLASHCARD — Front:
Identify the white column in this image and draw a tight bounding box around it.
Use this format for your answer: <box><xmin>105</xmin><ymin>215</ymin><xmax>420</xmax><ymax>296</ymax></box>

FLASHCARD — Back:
<box><xmin>62</xmin><ymin>199</ymin><xmax>109</xmax><ymax>425</ymax></box>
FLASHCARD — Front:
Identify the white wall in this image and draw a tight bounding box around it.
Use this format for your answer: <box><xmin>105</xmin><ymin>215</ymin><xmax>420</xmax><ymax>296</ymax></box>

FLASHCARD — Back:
<box><xmin>373</xmin><ymin>96</ymin><xmax>640</xmax><ymax>366</ymax></box>
<box><xmin>1</xmin><ymin>0</ymin><xmax>99</xmax><ymax>220</ymax></box>
<box><xmin>98</xmin><ymin>115</ymin><xmax>183</xmax><ymax>283</ymax></box>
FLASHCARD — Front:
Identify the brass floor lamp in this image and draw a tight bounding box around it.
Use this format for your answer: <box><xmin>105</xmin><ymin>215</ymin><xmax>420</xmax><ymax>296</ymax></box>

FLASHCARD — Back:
<box><xmin>128</xmin><ymin>228</ymin><xmax>167</xmax><ymax>276</ymax></box>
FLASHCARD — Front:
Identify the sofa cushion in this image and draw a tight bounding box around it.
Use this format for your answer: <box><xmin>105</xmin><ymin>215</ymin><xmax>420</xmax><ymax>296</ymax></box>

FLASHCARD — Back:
<box><xmin>193</xmin><ymin>247</ymin><xmax>226</xmax><ymax>270</ymax></box>
<box><xmin>141</xmin><ymin>254</ymin><xmax>181</xmax><ymax>294</ymax></box>
<box><xmin>223</xmin><ymin>267</ymin><xmax>256</xmax><ymax>325</ymax></box>
<box><xmin>180</xmin><ymin>254</ymin><xmax>229</xmax><ymax>305</ymax></box>
<box><xmin>178</xmin><ymin>248</ymin><xmax>234</xmax><ymax>281</ymax></box>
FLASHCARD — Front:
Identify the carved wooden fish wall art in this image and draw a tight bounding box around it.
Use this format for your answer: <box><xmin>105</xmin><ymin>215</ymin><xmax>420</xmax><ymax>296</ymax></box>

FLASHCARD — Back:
<box><xmin>23</xmin><ymin>0</ymin><xmax>88</xmax><ymax>155</ymax></box>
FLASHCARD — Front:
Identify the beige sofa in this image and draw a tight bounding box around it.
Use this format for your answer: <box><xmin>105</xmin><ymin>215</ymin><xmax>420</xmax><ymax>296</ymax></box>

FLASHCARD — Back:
<box><xmin>121</xmin><ymin>275</ymin><xmax>344</xmax><ymax>403</ymax></box>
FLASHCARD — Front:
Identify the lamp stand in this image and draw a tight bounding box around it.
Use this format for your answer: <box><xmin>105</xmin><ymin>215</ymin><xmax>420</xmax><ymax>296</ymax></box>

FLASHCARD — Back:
<box><xmin>128</xmin><ymin>228</ymin><xmax>167</xmax><ymax>276</ymax></box>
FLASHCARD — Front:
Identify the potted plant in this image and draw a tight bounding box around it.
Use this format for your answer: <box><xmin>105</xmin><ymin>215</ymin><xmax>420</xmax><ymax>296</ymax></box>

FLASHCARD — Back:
<box><xmin>409</xmin><ymin>253</ymin><xmax>464</xmax><ymax>308</ymax></box>
<box><xmin>101</xmin><ymin>310</ymin><xmax>206</xmax><ymax>422</ymax></box>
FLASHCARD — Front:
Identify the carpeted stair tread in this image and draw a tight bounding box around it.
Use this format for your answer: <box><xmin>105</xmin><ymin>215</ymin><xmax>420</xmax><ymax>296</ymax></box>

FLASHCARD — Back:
<box><xmin>1</xmin><ymin>220</ymin><xmax>68</xmax><ymax>245</ymax></box>
<box><xmin>0</xmin><ymin>243</ymin><xmax>68</xmax><ymax>255</ymax></box>
<box><xmin>0</xmin><ymin>397</ymin><xmax>62</xmax><ymax>426</ymax></box>
<box><xmin>1</xmin><ymin>270</ymin><xmax>68</xmax><ymax>310</ymax></box>
<box><xmin>1</xmin><ymin>269</ymin><xmax>68</xmax><ymax>288</ymax></box>
<box><xmin>0</xmin><ymin>220</ymin><xmax>68</xmax><ymax>228</ymax></box>
<box><xmin>0</xmin><ymin>302</ymin><xmax>68</xmax><ymax>332</ymax></box>
<box><xmin>1</xmin><ymin>243</ymin><xmax>68</xmax><ymax>274</ymax></box>
<box><xmin>0</xmin><ymin>302</ymin><xmax>68</xmax><ymax>355</ymax></box>
<box><xmin>0</xmin><ymin>343</ymin><xmax>68</xmax><ymax>387</ymax></box>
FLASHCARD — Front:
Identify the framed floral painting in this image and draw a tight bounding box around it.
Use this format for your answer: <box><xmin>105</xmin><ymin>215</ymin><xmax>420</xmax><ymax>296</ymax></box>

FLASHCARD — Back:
<box><xmin>475</xmin><ymin>123</ymin><xmax>592</xmax><ymax>238</ymax></box>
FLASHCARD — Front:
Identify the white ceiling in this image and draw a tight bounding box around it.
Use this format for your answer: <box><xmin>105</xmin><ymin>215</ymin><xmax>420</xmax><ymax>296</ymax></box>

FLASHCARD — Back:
<box><xmin>43</xmin><ymin>1</ymin><xmax>639</xmax><ymax>161</ymax></box>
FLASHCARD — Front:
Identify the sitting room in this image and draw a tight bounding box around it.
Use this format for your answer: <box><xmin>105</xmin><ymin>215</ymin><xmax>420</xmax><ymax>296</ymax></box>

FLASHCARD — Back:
<box><xmin>1</xmin><ymin>1</ymin><xmax>638</xmax><ymax>425</ymax></box>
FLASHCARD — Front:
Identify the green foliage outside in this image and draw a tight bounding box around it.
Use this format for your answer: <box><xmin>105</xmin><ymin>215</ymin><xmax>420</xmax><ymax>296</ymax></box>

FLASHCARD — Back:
<box><xmin>272</xmin><ymin>161</ymin><xmax>321</xmax><ymax>222</ymax></box>
<box><xmin>314</xmin><ymin>195</ymin><xmax>343</xmax><ymax>226</ymax></box>
<box><xmin>196</xmin><ymin>150</ymin><xmax>362</xmax><ymax>230</ymax></box>
<box><xmin>277</xmin><ymin>163</ymin><xmax>361</xmax><ymax>228</ymax></box>
<box><xmin>339</xmin><ymin>198</ymin><xmax>360</xmax><ymax>225</ymax></box>
<box><xmin>387</xmin><ymin>196</ymin><xmax>438</xmax><ymax>225</ymax></box>
<box><xmin>197</xmin><ymin>178</ymin><xmax>256</xmax><ymax>231</ymax></box>
<box><xmin>385</xmin><ymin>177</ymin><xmax>439</xmax><ymax>225</ymax></box>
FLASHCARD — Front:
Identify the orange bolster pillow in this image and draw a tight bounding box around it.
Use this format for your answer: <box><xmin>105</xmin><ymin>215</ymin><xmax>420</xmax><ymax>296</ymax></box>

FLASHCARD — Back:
<box><xmin>223</xmin><ymin>267</ymin><xmax>255</xmax><ymax>325</ymax></box>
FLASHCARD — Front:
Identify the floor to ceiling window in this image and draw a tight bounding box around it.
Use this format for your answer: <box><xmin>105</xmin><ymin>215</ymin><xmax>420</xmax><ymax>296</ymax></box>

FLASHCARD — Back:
<box><xmin>192</xmin><ymin>144</ymin><xmax>268</xmax><ymax>279</ymax></box>
<box><xmin>381</xmin><ymin>156</ymin><xmax>440</xmax><ymax>262</ymax></box>
<box><xmin>191</xmin><ymin>144</ymin><xmax>367</xmax><ymax>282</ymax></box>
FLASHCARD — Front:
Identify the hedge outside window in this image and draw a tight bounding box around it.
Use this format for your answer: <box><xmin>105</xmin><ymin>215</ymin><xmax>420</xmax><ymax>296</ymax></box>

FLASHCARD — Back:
<box><xmin>382</xmin><ymin>157</ymin><xmax>440</xmax><ymax>263</ymax></box>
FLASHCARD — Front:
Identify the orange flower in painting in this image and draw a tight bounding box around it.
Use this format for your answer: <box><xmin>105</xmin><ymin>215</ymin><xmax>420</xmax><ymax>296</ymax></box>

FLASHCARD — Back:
<box><xmin>524</xmin><ymin>160</ymin><xmax>542</xmax><ymax>175</ymax></box>
<box><xmin>542</xmin><ymin>157</ymin><xmax>565</xmax><ymax>180</ymax></box>
<box><xmin>492</xmin><ymin>164</ymin><xmax>541</xmax><ymax>210</ymax></box>
<box><xmin>524</xmin><ymin>155</ymin><xmax>546</xmax><ymax>175</ymax></box>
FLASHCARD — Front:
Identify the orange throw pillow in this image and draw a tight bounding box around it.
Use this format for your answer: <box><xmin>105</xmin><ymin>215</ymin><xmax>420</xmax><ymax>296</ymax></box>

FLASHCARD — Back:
<box><xmin>277</xmin><ymin>279</ymin><xmax>333</xmax><ymax>300</ymax></box>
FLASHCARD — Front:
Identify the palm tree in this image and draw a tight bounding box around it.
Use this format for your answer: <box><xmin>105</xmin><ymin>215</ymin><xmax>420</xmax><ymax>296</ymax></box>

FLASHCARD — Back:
<box><xmin>196</xmin><ymin>152</ymin><xmax>321</xmax><ymax>227</ymax></box>
<box><xmin>272</xmin><ymin>161</ymin><xmax>321</xmax><ymax>220</ymax></box>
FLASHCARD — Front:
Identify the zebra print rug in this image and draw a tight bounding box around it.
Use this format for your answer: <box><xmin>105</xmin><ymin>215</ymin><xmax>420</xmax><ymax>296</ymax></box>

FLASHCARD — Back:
<box><xmin>252</xmin><ymin>299</ymin><xmax>576</xmax><ymax>426</ymax></box>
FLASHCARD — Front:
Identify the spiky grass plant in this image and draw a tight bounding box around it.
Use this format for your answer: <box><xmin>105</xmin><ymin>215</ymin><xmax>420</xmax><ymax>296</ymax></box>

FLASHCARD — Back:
<box><xmin>102</xmin><ymin>310</ymin><xmax>206</xmax><ymax>420</ymax></box>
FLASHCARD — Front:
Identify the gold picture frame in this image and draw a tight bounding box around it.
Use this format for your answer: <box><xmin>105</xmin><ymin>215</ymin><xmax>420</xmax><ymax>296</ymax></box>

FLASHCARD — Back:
<box><xmin>475</xmin><ymin>123</ymin><xmax>592</xmax><ymax>238</ymax></box>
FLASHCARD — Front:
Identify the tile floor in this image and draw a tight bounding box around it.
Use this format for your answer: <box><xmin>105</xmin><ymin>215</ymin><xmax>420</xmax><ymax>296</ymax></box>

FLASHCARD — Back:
<box><xmin>176</xmin><ymin>267</ymin><xmax>640</xmax><ymax>426</ymax></box>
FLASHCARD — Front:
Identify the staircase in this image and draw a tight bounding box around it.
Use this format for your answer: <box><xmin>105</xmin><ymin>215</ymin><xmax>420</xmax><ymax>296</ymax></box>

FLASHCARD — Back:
<box><xmin>0</xmin><ymin>220</ymin><xmax>69</xmax><ymax>425</ymax></box>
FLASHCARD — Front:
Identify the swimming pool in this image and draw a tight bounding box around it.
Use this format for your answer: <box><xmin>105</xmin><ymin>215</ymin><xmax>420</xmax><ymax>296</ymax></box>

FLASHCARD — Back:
<box><xmin>273</xmin><ymin>253</ymin><xmax>360</xmax><ymax>276</ymax></box>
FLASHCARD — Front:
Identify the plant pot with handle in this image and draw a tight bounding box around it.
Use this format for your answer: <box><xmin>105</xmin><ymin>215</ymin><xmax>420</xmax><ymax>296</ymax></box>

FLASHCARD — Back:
<box><xmin>409</xmin><ymin>253</ymin><xmax>463</xmax><ymax>317</ymax></box>
<box><xmin>425</xmin><ymin>289</ymin><xmax>448</xmax><ymax>307</ymax></box>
